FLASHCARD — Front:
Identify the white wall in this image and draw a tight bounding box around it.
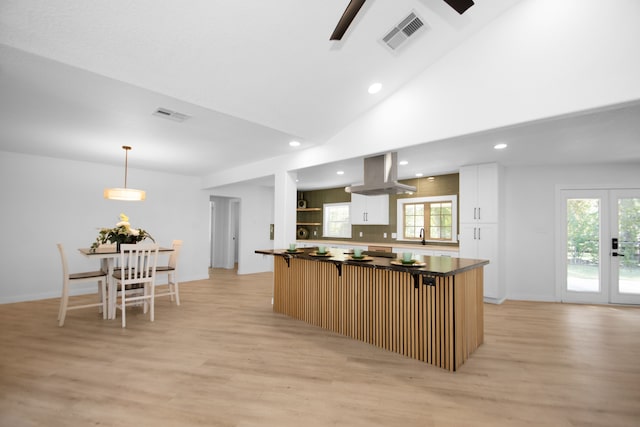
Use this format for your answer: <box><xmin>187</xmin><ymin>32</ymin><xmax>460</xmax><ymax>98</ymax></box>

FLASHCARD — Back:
<box><xmin>0</xmin><ymin>151</ymin><xmax>211</xmax><ymax>303</ymax></box>
<box><xmin>210</xmin><ymin>182</ymin><xmax>275</xmax><ymax>275</ymax></box>
<box><xmin>504</xmin><ymin>162</ymin><xmax>640</xmax><ymax>302</ymax></box>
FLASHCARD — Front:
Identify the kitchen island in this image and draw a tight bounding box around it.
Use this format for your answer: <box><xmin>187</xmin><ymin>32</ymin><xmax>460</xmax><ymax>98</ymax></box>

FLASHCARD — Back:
<box><xmin>256</xmin><ymin>247</ymin><xmax>488</xmax><ymax>371</ymax></box>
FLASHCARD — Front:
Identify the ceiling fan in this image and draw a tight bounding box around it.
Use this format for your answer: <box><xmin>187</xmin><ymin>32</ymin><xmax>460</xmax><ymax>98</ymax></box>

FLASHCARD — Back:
<box><xmin>330</xmin><ymin>0</ymin><xmax>475</xmax><ymax>41</ymax></box>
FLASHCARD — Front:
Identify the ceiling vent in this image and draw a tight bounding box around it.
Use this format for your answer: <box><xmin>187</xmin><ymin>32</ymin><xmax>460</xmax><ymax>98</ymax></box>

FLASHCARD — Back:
<box><xmin>381</xmin><ymin>11</ymin><xmax>428</xmax><ymax>52</ymax></box>
<box><xmin>152</xmin><ymin>107</ymin><xmax>190</xmax><ymax>122</ymax></box>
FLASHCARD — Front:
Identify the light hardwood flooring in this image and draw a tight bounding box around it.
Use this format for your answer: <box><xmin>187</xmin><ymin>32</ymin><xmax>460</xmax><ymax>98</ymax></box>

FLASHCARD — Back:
<box><xmin>1</xmin><ymin>268</ymin><xmax>639</xmax><ymax>427</ymax></box>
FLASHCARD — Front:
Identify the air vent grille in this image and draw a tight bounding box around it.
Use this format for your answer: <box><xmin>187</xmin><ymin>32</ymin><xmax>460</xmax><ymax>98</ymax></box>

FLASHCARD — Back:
<box><xmin>381</xmin><ymin>11</ymin><xmax>427</xmax><ymax>52</ymax></box>
<box><xmin>400</xmin><ymin>13</ymin><xmax>424</xmax><ymax>37</ymax></box>
<box><xmin>153</xmin><ymin>107</ymin><xmax>190</xmax><ymax>122</ymax></box>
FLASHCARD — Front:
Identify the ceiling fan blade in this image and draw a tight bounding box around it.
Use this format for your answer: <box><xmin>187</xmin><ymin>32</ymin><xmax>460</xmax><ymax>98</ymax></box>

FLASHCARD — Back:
<box><xmin>330</xmin><ymin>0</ymin><xmax>367</xmax><ymax>41</ymax></box>
<box><xmin>443</xmin><ymin>0</ymin><xmax>475</xmax><ymax>14</ymax></box>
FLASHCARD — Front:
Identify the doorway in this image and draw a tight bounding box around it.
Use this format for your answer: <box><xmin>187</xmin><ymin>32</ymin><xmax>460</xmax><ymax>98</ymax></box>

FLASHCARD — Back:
<box><xmin>230</xmin><ymin>199</ymin><xmax>239</xmax><ymax>267</ymax></box>
<box><xmin>210</xmin><ymin>196</ymin><xmax>241</xmax><ymax>270</ymax></box>
<box><xmin>557</xmin><ymin>188</ymin><xmax>640</xmax><ymax>304</ymax></box>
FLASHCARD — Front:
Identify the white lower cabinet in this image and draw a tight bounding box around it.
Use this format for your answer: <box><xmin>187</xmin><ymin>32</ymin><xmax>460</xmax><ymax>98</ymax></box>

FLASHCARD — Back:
<box><xmin>330</xmin><ymin>243</ymin><xmax>366</xmax><ymax>252</ymax></box>
<box><xmin>459</xmin><ymin>223</ymin><xmax>500</xmax><ymax>302</ymax></box>
<box><xmin>432</xmin><ymin>250</ymin><xmax>459</xmax><ymax>257</ymax></box>
<box><xmin>297</xmin><ymin>242</ymin><xmax>366</xmax><ymax>252</ymax></box>
<box><xmin>392</xmin><ymin>247</ymin><xmax>459</xmax><ymax>258</ymax></box>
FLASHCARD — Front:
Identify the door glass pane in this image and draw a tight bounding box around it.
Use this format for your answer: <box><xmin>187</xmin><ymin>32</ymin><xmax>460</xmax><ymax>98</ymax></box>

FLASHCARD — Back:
<box><xmin>618</xmin><ymin>197</ymin><xmax>640</xmax><ymax>295</ymax></box>
<box><xmin>567</xmin><ymin>198</ymin><xmax>600</xmax><ymax>292</ymax></box>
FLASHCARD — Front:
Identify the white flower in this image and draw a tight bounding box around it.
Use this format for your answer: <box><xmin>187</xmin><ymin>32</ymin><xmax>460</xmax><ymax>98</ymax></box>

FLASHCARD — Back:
<box><xmin>130</xmin><ymin>228</ymin><xmax>140</xmax><ymax>237</ymax></box>
<box><xmin>116</xmin><ymin>221</ymin><xmax>130</xmax><ymax>227</ymax></box>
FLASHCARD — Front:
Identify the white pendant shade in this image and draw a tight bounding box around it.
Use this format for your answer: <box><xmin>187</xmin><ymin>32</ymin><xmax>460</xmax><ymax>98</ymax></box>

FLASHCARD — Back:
<box><xmin>103</xmin><ymin>187</ymin><xmax>146</xmax><ymax>201</ymax></box>
<box><xmin>104</xmin><ymin>145</ymin><xmax>146</xmax><ymax>201</ymax></box>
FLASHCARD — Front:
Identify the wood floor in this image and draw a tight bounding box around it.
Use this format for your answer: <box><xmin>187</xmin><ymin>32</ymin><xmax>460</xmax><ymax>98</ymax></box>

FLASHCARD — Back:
<box><xmin>1</xmin><ymin>268</ymin><xmax>639</xmax><ymax>427</ymax></box>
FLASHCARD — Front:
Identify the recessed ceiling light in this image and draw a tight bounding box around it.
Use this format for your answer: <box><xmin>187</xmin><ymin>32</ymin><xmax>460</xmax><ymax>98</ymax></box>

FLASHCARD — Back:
<box><xmin>337</xmin><ymin>170</ymin><xmax>345</xmax><ymax>175</ymax></box>
<box><xmin>427</xmin><ymin>176</ymin><xmax>435</xmax><ymax>181</ymax></box>
<box><xmin>415</xmin><ymin>173</ymin><xmax>423</xmax><ymax>177</ymax></box>
<box><xmin>494</xmin><ymin>143</ymin><xmax>508</xmax><ymax>150</ymax></box>
<box><xmin>289</xmin><ymin>140</ymin><xmax>301</xmax><ymax>147</ymax></box>
<box><xmin>399</xmin><ymin>160</ymin><xmax>408</xmax><ymax>166</ymax></box>
<box><xmin>368</xmin><ymin>83</ymin><xmax>382</xmax><ymax>94</ymax></box>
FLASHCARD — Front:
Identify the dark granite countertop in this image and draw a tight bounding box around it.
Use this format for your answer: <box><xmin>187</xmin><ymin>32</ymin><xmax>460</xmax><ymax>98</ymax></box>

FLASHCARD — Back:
<box><xmin>255</xmin><ymin>247</ymin><xmax>488</xmax><ymax>277</ymax></box>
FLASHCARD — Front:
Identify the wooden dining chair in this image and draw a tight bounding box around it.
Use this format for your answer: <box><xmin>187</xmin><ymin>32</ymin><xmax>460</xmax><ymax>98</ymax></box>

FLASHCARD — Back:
<box><xmin>155</xmin><ymin>240</ymin><xmax>183</xmax><ymax>305</ymax></box>
<box><xmin>112</xmin><ymin>243</ymin><xmax>159</xmax><ymax>328</ymax></box>
<box><xmin>57</xmin><ymin>243</ymin><xmax>108</xmax><ymax>327</ymax></box>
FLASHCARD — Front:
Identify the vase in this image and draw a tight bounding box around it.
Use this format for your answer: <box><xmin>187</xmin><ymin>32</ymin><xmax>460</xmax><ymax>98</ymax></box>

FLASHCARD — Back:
<box><xmin>117</xmin><ymin>239</ymin><xmax>140</xmax><ymax>252</ymax></box>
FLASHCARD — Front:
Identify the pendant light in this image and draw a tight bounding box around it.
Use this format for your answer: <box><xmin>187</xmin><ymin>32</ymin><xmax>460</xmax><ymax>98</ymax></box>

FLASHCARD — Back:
<box><xmin>103</xmin><ymin>146</ymin><xmax>146</xmax><ymax>201</ymax></box>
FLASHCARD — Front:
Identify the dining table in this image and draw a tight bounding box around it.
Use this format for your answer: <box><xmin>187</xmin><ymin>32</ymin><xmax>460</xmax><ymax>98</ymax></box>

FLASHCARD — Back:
<box><xmin>78</xmin><ymin>246</ymin><xmax>174</xmax><ymax>320</ymax></box>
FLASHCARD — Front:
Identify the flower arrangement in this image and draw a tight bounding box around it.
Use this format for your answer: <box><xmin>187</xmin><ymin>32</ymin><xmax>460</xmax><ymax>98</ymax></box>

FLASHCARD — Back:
<box><xmin>91</xmin><ymin>213</ymin><xmax>154</xmax><ymax>250</ymax></box>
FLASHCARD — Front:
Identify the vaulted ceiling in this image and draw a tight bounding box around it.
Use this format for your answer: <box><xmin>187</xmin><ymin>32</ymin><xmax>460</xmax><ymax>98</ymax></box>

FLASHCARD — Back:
<box><xmin>1</xmin><ymin>1</ymin><xmax>638</xmax><ymax>188</ymax></box>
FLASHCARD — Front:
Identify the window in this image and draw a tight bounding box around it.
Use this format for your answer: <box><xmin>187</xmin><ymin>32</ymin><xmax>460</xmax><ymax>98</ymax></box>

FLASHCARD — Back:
<box><xmin>403</xmin><ymin>201</ymin><xmax>452</xmax><ymax>240</ymax></box>
<box><xmin>403</xmin><ymin>203</ymin><xmax>424</xmax><ymax>239</ymax></box>
<box><xmin>397</xmin><ymin>195</ymin><xmax>457</xmax><ymax>243</ymax></box>
<box><xmin>323</xmin><ymin>202</ymin><xmax>351</xmax><ymax>238</ymax></box>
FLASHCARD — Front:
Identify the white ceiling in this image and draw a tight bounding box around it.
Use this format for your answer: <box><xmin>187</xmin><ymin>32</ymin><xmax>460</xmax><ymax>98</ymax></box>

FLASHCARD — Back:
<box><xmin>294</xmin><ymin>101</ymin><xmax>640</xmax><ymax>190</ymax></box>
<box><xmin>1</xmin><ymin>0</ymin><xmax>639</xmax><ymax>188</ymax></box>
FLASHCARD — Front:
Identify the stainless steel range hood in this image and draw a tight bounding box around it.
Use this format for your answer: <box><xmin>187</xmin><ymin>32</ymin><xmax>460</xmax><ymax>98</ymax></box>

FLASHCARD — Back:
<box><xmin>345</xmin><ymin>152</ymin><xmax>416</xmax><ymax>195</ymax></box>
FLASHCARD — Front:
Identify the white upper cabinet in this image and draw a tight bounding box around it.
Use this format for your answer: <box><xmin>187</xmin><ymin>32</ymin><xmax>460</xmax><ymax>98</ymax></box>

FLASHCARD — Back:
<box><xmin>350</xmin><ymin>194</ymin><xmax>389</xmax><ymax>225</ymax></box>
<box><xmin>459</xmin><ymin>163</ymin><xmax>499</xmax><ymax>224</ymax></box>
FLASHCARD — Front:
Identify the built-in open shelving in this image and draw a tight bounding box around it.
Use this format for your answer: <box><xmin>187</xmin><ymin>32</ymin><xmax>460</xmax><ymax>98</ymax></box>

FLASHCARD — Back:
<box><xmin>296</xmin><ymin>207</ymin><xmax>322</xmax><ymax>226</ymax></box>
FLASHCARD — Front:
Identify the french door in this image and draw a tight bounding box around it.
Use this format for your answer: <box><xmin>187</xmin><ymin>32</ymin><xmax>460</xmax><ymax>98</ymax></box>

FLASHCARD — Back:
<box><xmin>558</xmin><ymin>188</ymin><xmax>640</xmax><ymax>305</ymax></box>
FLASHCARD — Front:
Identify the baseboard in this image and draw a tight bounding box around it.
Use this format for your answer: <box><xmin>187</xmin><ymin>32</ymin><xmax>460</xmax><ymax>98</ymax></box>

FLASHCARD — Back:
<box><xmin>506</xmin><ymin>294</ymin><xmax>560</xmax><ymax>303</ymax></box>
<box><xmin>484</xmin><ymin>296</ymin><xmax>507</xmax><ymax>304</ymax></box>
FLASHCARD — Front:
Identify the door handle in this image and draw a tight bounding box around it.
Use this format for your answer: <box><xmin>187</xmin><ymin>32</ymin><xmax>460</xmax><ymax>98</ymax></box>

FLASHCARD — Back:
<box><xmin>612</xmin><ymin>252</ymin><xmax>625</xmax><ymax>257</ymax></box>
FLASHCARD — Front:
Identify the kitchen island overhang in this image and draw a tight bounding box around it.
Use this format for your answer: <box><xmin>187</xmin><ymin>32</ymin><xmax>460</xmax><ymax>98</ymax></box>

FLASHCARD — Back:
<box><xmin>256</xmin><ymin>248</ymin><xmax>488</xmax><ymax>371</ymax></box>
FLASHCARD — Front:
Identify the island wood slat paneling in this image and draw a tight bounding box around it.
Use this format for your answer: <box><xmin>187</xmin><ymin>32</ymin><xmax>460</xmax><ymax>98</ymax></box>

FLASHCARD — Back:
<box><xmin>272</xmin><ymin>256</ymin><xmax>484</xmax><ymax>371</ymax></box>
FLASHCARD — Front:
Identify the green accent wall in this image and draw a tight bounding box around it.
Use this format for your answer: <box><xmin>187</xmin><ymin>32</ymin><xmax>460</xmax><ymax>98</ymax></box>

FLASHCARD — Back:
<box><xmin>296</xmin><ymin>173</ymin><xmax>459</xmax><ymax>246</ymax></box>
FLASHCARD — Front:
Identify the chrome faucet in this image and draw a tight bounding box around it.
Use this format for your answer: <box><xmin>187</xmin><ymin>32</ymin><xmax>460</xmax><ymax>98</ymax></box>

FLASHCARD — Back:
<box><xmin>419</xmin><ymin>228</ymin><xmax>426</xmax><ymax>245</ymax></box>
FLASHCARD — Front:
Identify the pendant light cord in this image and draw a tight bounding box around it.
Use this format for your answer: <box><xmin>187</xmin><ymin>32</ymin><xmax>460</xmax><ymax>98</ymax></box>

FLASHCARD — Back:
<box><xmin>122</xmin><ymin>145</ymin><xmax>131</xmax><ymax>189</ymax></box>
